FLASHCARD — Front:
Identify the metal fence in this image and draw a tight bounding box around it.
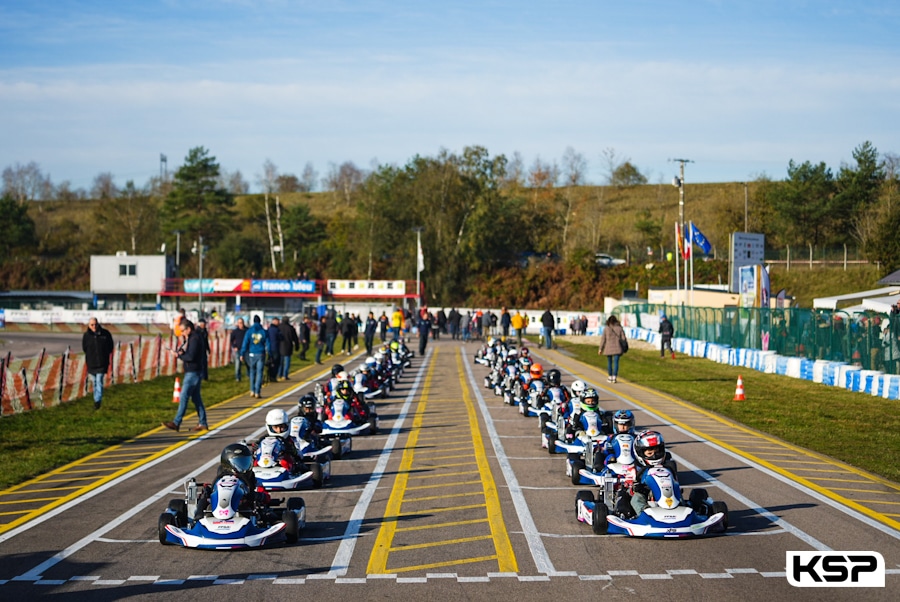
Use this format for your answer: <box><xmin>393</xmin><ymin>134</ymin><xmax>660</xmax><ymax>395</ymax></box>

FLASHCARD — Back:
<box><xmin>623</xmin><ymin>304</ymin><xmax>900</xmax><ymax>374</ymax></box>
<box><xmin>0</xmin><ymin>331</ymin><xmax>233</xmax><ymax>416</ymax></box>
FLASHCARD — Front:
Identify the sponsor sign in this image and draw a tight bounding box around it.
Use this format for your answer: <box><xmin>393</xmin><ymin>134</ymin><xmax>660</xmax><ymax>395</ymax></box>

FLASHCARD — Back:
<box><xmin>184</xmin><ymin>279</ymin><xmax>249</xmax><ymax>293</ymax></box>
<box><xmin>250</xmin><ymin>280</ymin><xmax>316</xmax><ymax>294</ymax></box>
<box><xmin>327</xmin><ymin>280</ymin><xmax>406</xmax><ymax>296</ymax></box>
<box><xmin>786</xmin><ymin>551</ymin><xmax>884</xmax><ymax>588</ymax></box>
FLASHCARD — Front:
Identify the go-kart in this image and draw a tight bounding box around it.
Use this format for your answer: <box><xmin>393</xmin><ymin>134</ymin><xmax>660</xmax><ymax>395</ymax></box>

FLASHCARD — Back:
<box><xmin>250</xmin><ymin>436</ymin><xmax>326</xmax><ymax>490</ymax></box>
<box><xmin>518</xmin><ymin>379</ymin><xmax>546</xmax><ymax>417</ymax></box>
<box><xmin>575</xmin><ymin>466</ymin><xmax>728</xmax><ymax>537</ymax></box>
<box><xmin>320</xmin><ymin>397</ymin><xmax>378</xmax><ymax>437</ymax></box>
<box><xmin>158</xmin><ymin>475</ymin><xmax>306</xmax><ymax>549</ymax></box>
<box><xmin>570</xmin><ymin>433</ymin><xmax>637</xmax><ymax>486</ymax></box>
<box><xmin>539</xmin><ymin>388</ymin><xmax>572</xmax><ymax>450</ymax></box>
<box><xmin>352</xmin><ymin>371</ymin><xmax>387</xmax><ymax>400</ymax></box>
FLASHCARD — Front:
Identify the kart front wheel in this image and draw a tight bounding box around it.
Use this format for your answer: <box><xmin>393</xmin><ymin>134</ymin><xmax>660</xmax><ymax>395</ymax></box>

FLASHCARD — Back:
<box><xmin>711</xmin><ymin>501</ymin><xmax>729</xmax><ymax>531</ymax></box>
<box><xmin>570</xmin><ymin>459</ymin><xmax>586</xmax><ymax>485</ymax></box>
<box><xmin>591</xmin><ymin>501</ymin><xmax>609</xmax><ymax>535</ymax></box>
<box><xmin>331</xmin><ymin>439</ymin><xmax>343</xmax><ymax>460</ymax></box>
<box><xmin>158</xmin><ymin>513</ymin><xmax>176</xmax><ymax>545</ymax></box>
<box><xmin>311</xmin><ymin>463</ymin><xmax>324</xmax><ymax>489</ymax></box>
<box><xmin>546</xmin><ymin>432</ymin><xmax>557</xmax><ymax>455</ymax></box>
<box><xmin>282</xmin><ymin>509</ymin><xmax>299</xmax><ymax>544</ymax></box>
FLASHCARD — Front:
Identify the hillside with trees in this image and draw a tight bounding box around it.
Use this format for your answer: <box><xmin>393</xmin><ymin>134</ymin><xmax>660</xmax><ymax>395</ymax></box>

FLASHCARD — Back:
<box><xmin>1</xmin><ymin>142</ymin><xmax>897</xmax><ymax>309</ymax></box>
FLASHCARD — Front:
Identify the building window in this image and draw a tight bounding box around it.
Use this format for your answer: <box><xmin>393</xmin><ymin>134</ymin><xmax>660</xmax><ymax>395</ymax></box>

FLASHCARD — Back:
<box><xmin>119</xmin><ymin>264</ymin><xmax>137</xmax><ymax>277</ymax></box>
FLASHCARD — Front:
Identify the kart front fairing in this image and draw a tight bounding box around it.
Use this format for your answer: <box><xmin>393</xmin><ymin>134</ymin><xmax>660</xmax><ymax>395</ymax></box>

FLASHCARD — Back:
<box><xmin>606</xmin><ymin>506</ymin><xmax>726</xmax><ymax>538</ymax></box>
<box><xmin>162</xmin><ymin>515</ymin><xmax>287</xmax><ymax>549</ymax></box>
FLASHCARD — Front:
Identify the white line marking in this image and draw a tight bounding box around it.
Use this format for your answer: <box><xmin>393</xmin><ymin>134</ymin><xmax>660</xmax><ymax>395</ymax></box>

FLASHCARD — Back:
<box><xmin>462</xmin><ymin>351</ymin><xmax>555</xmax><ymax>575</ymax></box>
<box><xmin>326</xmin><ymin>350</ymin><xmax>431</xmax><ymax>577</ymax></box>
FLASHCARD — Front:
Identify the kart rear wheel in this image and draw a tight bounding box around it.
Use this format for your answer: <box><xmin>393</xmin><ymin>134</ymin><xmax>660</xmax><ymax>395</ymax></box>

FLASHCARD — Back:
<box><xmin>571</xmin><ymin>459</ymin><xmax>586</xmax><ymax>485</ymax></box>
<box><xmin>330</xmin><ymin>439</ymin><xmax>343</xmax><ymax>460</ymax></box>
<box><xmin>688</xmin><ymin>488</ymin><xmax>709</xmax><ymax>512</ymax></box>
<box><xmin>546</xmin><ymin>432</ymin><xmax>557</xmax><ymax>455</ymax></box>
<box><xmin>711</xmin><ymin>501</ymin><xmax>729</xmax><ymax>531</ymax></box>
<box><xmin>282</xmin><ymin>509</ymin><xmax>299</xmax><ymax>544</ymax></box>
<box><xmin>158</xmin><ymin>513</ymin><xmax>176</xmax><ymax>545</ymax></box>
<box><xmin>311</xmin><ymin>463</ymin><xmax>324</xmax><ymax>489</ymax></box>
<box><xmin>591</xmin><ymin>502</ymin><xmax>609</xmax><ymax>535</ymax></box>
<box><xmin>368</xmin><ymin>416</ymin><xmax>378</xmax><ymax>434</ymax></box>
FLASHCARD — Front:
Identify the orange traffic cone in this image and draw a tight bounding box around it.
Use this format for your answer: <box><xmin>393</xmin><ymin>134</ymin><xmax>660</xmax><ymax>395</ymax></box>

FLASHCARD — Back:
<box><xmin>172</xmin><ymin>377</ymin><xmax>181</xmax><ymax>403</ymax></box>
<box><xmin>733</xmin><ymin>375</ymin><xmax>745</xmax><ymax>401</ymax></box>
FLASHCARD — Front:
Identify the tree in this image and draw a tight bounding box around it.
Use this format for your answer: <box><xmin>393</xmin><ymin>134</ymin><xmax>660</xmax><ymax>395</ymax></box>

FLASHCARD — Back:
<box><xmin>324</xmin><ymin>161</ymin><xmax>365</xmax><ymax>207</ymax></box>
<box><xmin>560</xmin><ymin>147</ymin><xmax>588</xmax><ymax>257</ymax></box>
<box><xmin>91</xmin><ymin>172</ymin><xmax>118</xmax><ymax>200</ymax></box>
<box><xmin>0</xmin><ymin>194</ymin><xmax>37</xmax><ymax>260</ymax></box>
<box><xmin>275</xmin><ymin>173</ymin><xmax>301</xmax><ymax>193</ymax></box>
<box><xmin>634</xmin><ymin>208</ymin><xmax>663</xmax><ymax>251</ymax></box>
<box><xmin>220</xmin><ymin>170</ymin><xmax>249</xmax><ymax>195</ymax></box>
<box><xmin>767</xmin><ymin>160</ymin><xmax>836</xmax><ymax>247</ymax></box>
<box><xmin>92</xmin><ymin>180</ymin><xmax>160</xmax><ymax>253</ymax></box>
<box><xmin>300</xmin><ymin>162</ymin><xmax>318</xmax><ymax>193</ymax></box>
<box><xmin>2</xmin><ymin>161</ymin><xmax>50</xmax><ymax>202</ymax></box>
<box><xmin>610</xmin><ymin>161</ymin><xmax>648</xmax><ymax>187</ymax></box>
<box><xmin>161</xmin><ymin>146</ymin><xmax>234</xmax><ymax>250</ymax></box>
<box><xmin>835</xmin><ymin>141</ymin><xmax>884</xmax><ymax>244</ymax></box>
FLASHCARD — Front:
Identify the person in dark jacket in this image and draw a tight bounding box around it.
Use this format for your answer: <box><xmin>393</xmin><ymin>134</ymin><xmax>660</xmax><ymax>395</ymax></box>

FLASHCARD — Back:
<box><xmin>82</xmin><ymin>317</ymin><xmax>115</xmax><ymax>410</ymax></box>
<box><xmin>341</xmin><ymin>312</ymin><xmax>354</xmax><ymax>355</ymax></box>
<box><xmin>278</xmin><ymin>316</ymin><xmax>300</xmax><ymax>379</ymax></box>
<box><xmin>437</xmin><ymin>309</ymin><xmax>447</xmax><ymax>339</ymax></box>
<box><xmin>364</xmin><ymin>311</ymin><xmax>378</xmax><ymax>356</ymax></box>
<box><xmin>163</xmin><ymin>320</ymin><xmax>208</xmax><ymax>432</ymax></box>
<box><xmin>541</xmin><ymin>309</ymin><xmax>556</xmax><ymax>350</ymax></box>
<box><xmin>659</xmin><ymin>314</ymin><xmax>675</xmax><ymax>358</ymax></box>
<box><xmin>230</xmin><ymin>318</ymin><xmax>248</xmax><ymax>381</ymax></box>
<box><xmin>417</xmin><ymin>311</ymin><xmax>432</xmax><ymax>356</ymax></box>
<box><xmin>267</xmin><ymin>317</ymin><xmax>284</xmax><ymax>381</ymax></box>
<box><xmin>195</xmin><ymin>318</ymin><xmax>211</xmax><ymax>381</ymax></box>
<box><xmin>241</xmin><ymin>315</ymin><xmax>270</xmax><ymax>397</ymax></box>
<box><xmin>448</xmin><ymin>308</ymin><xmax>460</xmax><ymax>339</ymax></box>
<box><xmin>500</xmin><ymin>307</ymin><xmax>511</xmax><ymax>341</ymax></box>
<box><xmin>324</xmin><ymin>312</ymin><xmax>339</xmax><ymax>355</ymax></box>
<box><xmin>378</xmin><ymin>311</ymin><xmax>389</xmax><ymax>342</ymax></box>
<box><xmin>298</xmin><ymin>315</ymin><xmax>312</xmax><ymax>361</ymax></box>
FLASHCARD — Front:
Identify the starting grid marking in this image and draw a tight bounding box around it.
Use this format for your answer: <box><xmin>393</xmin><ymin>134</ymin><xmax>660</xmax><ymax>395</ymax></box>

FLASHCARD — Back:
<box><xmin>14</xmin><ymin>568</ymin><xmax>900</xmax><ymax>586</ymax></box>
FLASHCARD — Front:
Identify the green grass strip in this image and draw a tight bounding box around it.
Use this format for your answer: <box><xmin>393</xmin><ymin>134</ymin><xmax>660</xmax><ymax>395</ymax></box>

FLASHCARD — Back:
<box><xmin>559</xmin><ymin>340</ymin><xmax>900</xmax><ymax>483</ymax></box>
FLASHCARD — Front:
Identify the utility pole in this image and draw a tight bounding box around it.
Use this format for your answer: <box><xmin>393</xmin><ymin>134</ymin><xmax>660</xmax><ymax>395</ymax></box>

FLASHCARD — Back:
<box><xmin>670</xmin><ymin>158</ymin><xmax>694</xmax><ymax>296</ymax></box>
<box><xmin>743</xmin><ymin>182</ymin><xmax>749</xmax><ymax>232</ymax></box>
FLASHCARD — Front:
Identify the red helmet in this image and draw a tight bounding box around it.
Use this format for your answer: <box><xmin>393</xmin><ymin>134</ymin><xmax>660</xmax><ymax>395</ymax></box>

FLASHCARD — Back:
<box><xmin>530</xmin><ymin>363</ymin><xmax>544</xmax><ymax>378</ymax></box>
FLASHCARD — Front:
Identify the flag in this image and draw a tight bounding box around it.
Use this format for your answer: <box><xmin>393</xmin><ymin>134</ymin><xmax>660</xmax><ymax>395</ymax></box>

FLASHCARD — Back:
<box><xmin>417</xmin><ymin>238</ymin><xmax>425</xmax><ymax>273</ymax></box>
<box><xmin>675</xmin><ymin>222</ymin><xmax>685</xmax><ymax>259</ymax></box>
<box><xmin>690</xmin><ymin>222</ymin><xmax>712</xmax><ymax>255</ymax></box>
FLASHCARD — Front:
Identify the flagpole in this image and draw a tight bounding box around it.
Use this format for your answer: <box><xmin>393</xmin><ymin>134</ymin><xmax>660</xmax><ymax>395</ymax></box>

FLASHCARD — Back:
<box><xmin>689</xmin><ymin>221</ymin><xmax>695</xmax><ymax>306</ymax></box>
<box><xmin>415</xmin><ymin>228</ymin><xmax>422</xmax><ymax>311</ymax></box>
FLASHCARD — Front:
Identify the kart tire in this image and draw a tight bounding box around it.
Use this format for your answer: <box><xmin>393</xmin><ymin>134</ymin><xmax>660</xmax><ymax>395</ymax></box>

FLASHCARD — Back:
<box><xmin>688</xmin><ymin>488</ymin><xmax>709</xmax><ymax>512</ymax></box>
<box><xmin>167</xmin><ymin>499</ymin><xmax>188</xmax><ymax>527</ymax></box>
<box><xmin>547</xmin><ymin>432</ymin><xmax>557</xmax><ymax>455</ymax></box>
<box><xmin>311</xmin><ymin>463</ymin><xmax>324</xmax><ymax>489</ymax></box>
<box><xmin>330</xmin><ymin>439</ymin><xmax>343</xmax><ymax>460</ymax></box>
<box><xmin>575</xmin><ymin>490</ymin><xmax>593</xmax><ymax>507</ymax></box>
<box><xmin>571</xmin><ymin>459</ymin><xmax>586</xmax><ymax>485</ymax></box>
<box><xmin>711</xmin><ymin>501</ymin><xmax>729</xmax><ymax>531</ymax></box>
<box><xmin>282</xmin><ymin>509</ymin><xmax>299</xmax><ymax>544</ymax></box>
<box><xmin>158</xmin><ymin>512</ymin><xmax>176</xmax><ymax>545</ymax></box>
<box><xmin>368</xmin><ymin>416</ymin><xmax>378</xmax><ymax>434</ymax></box>
<box><xmin>591</xmin><ymin>501</ymin><xmax>609</xmax><ymax>535</ymax></box>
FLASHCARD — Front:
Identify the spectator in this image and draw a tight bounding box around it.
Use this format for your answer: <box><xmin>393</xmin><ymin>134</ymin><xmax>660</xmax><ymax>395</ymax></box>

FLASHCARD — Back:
<box><xmin>341</xmin><ymin>312</ymin><xmax>354</xmax><ymax>355</ymax></box>
<box><xmin>314</xmin><ymin>315</ymin><xmax>326</xmax><ymax>365</ymax></box>
<box><xmin>448</xmin><ymin>308</ymin><xmax>460</xmax><ymax>339</ymax></box>
<box><xmin>230</xmin><ymin>318</ymin><xmax>248</xmax><ymax>381</ymax></box>
<box><xmin>500</xmin><ymin>307</ymin><xmax>511</xmax><ymax>341</ymax></box>
<box><xmin>298</xmin><ymin>315</ymin><xmax>312</xmax><ymax>361</ymax></box>
<box><xmin>82</xmin><ymin>317</ymin><xmax>114</xmax><ymax>410</ymax></box>
<box><xmin>163</xmin><ymin>320</ymin><xmax>208</xmax><ymax>431</ymax></box>
<box><xmin>391</xmin><ymin>307</ymin><xmax>403</xmax><ymax>340</ymax></box>
<box><xmin>659</xmin><ymin>314</ymin><xmax>675</xmax><ymax>359</ymax></box>
<box><xmin>172</xmin><ymin>308</ymin><xmax>186</xmax><ymax>340</ymax></box>
<box><xmin>378</xmin><ymin>311</ymin><xmax>389</xmax><ymax>342</ymax></box>
<box><xmin>461</xmin><ymin>311</ymin><xmax>471</xmax><ymax>343</ymax></box>
<box><xmin>417</xmin><ymin>310</ymin><xmax>432</xmax><ymax>356</ymax></box>
<box><xmin>540</xmin><ymin>309</ymin><xmax>555</xmax><ymax>350</ymax></box>
<box><xmin>599</xmin><ymin>314</ymin><xmax>627</xmax><ymax>383</ymax></box>
<box><xmin>195</xmin><ymin>318</ymin><xmax>212</xmax><ymax>380</ymax></box>
<box><xmin>437</xmin><ymin>308</ymin><xmax>447</xmax><ymax>338</ymax></box>
<box><xmin>364</xmin><ymin>311</ymin><xmax>378</xmax><ymax>356</ymax></box>
<box><xmin>266</xmin><ymin>317</ymin><xmax>284</xmax><ymax>380</ymax></box>
<box><xmin>240</xmin><ymin>315</ymin><xmax>270</xmax><ymax>398</ymax></box>
<box><xmin>324</xmin><ymin>311</ymin><xmax>339</xmax><ymax>355</ymax></box>
<box><xmin>278</xmin><ymin>316</ymin><xmax>300</xmax><ymax>379</ymax></box>
<box><xmin>511</xmin><ymin>310</ymin><xmax>525</xmax><ymax>345</ymax></box>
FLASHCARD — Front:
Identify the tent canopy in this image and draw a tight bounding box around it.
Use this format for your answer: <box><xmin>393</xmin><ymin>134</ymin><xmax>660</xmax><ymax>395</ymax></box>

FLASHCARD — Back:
<box><xmin>813</xmin><ymin>286</ymin><xmax>900</xmax><ymax>310</ymax></box>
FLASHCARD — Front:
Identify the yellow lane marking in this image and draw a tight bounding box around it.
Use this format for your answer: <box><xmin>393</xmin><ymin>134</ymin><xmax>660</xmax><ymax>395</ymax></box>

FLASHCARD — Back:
<box><xmin>367</xmin><ymin>355</ymin><xmax>439</xmax><ymax>573</ymax></box>
<box><xmin>0</xmin><ymin>376</ymin><xmax>317</xmax><ymax>536</ymax></box>
<box><xmin>0</xmin><ymin>486</ymin><xmax>83</xmax><ymax>496</ymax></box>
<box><xmin>367</xmin><ymin>351</ymin><xmax>517</xmax><ymax>574</ymax></box>
<box><xmin>403</xmin><ymin>491</ymin><xmax>485</xmax><ymax>504</ymax></box>
<box><xmin>389</xmin><ymin>535</ymin><xmax>493</xmax><ymax>552</ymax></box>
<box><xmin>391</xmin><ymin>555</ymin><xmax>499</xmax><ymax>574</ymax></box>
<box><xmin>56</xmin><ymin>467</ymin><xmax>122</xmax><ymax>475</ymax></box>
<box><xmin>568</xmin><ymin>363</ymin><xmax>900</xmax><ymax>531</ymax></box>
<box><xmin>408</xmin><ymin>470</ymin><xmax>479</xmax><ymax>481</ymax></box>
<box><xmin>0</xmin><ymin>510</ymin><xmax>31</xmax><ymax>517</ymax></box>
<box><xmin>395</xmin><ymin>518</ymin><xmax>489</xmax><ymax>533</ymax></box>
<box><xmin>803</xmin><ymin>477</ymin><xmax>880</xmax><ymax>484</ymax></box>
<box><xmin>858</xmin><ymin>499</ymin><xmax>900</xmax><ymax>506</ymax></box>
<box><xmin>414</xmin><ymin>453</ymin><xmax>479</xmax><ymax>462</ymax></box>
<box><xmin>0</xmin><ymin>497</ymin><xmax>64</xmax><ymax>505</ymax></box>
<box><xmin>414</xmin><ymin>445</ymin><xmax>476</xmax><ymax>454</ymax></box>
<box><xmin>411</xmin><ymin>461</ymin><xmax>478</xmax><ymax>470</ymax></box>
<box><xmin>406</xmin><ymin>480</ymin><xmax>483</xmax><ymax>491</ymax></box>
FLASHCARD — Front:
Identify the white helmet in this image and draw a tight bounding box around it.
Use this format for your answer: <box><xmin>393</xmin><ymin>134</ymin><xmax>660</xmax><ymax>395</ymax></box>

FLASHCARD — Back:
<box><xmin>336</xmin><ymin>370</ymin><xmax>349</xmax><ymax>381</ymax></box>
<box><xmin>265</xmin><ymin>408</ymin><xmax>290</xmax><ymax>438</ymax></box>
<box><xmin>374</xmin><ymin>351</ymin><xmax>384</xmax><ymax>361</ymax></box>
<box><xmin>571</xmin><ymin>380</ymin><xmax>586</xmax><ymax>396</ymax></box>
<box><xmin>365</xmin><ymin>356</ymin><xmax>377</xmax><ymax>367</ymax></box>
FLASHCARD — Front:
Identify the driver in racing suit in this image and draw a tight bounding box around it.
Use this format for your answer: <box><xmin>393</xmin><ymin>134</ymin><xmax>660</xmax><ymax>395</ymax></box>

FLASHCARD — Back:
<box><xmin>614</xmin><ymin>430</ymin><xmax>673</xmax><ymax>517</ymax></box>
<box><xmin>325</xmin><ymin>379</ymin><xmax>370</xmax><ymax>422</ymax></box>
<box><xmin>251</xmin><ymin>408</ymin><xmax>307</xmax><ymax>473</ymax></box>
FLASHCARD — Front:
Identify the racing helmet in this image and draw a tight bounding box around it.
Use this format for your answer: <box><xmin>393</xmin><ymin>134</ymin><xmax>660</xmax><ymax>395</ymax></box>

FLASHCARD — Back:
<box><xmin>331</xmin><ymin>364</ymin><xmax>345</xmax><ymax>378</ymax></box>
<box><xmin>520</xmin><ymin>347</ymin><xmax>530</xmax><ymax>357</ymax></box>
<box><xmin>547</xmin><ymin>369</ymin><xmax>562</xmax><ymax>387</ymax></box>
<box><xmin>580</xmin><ymin>388</ymin><xmax>599</xmax><ymax>412</ymax></box>
<box><xmin>298</xmin><ymin>393</ymin><xmax>317</xmax><ymax>416</ymax></box>
<box><xmin>220</xmin><ymin>443</ymin><xmax>254</xmax><ymax>480</ymax></box>
<box><xmin>571</xmin><ymin>380</ymin><xmax>586</xmax><ymax>397</ymax></box>
<box><xmin>336</xmin><ymin>379</ymin><xmax>354</xmax><ymax>401</ymax></box>
<box><xmin>634</xmin><ymin>430</ymin><xmax>666</xmax><ymax>467</ymax></box>
<box><xmin>374</xmin><ymin>351</ymin><xmax>384</xmax><ymax>362</ymax></box>
<box><xmin>336</xmin><ymin>370</ymin><xmax>349</xmax><ymax>381</ymax></box>
<box><xmin>359</xmin><ymin>363</ymin><xmax>369</xmax><ymax>374</ymax></box>
<box><xmin>519</xmin><ymin>356</ymin><xmax>533</xmax><ymax>370</ymax></box>
<box><xmin>390</xmin><ymin>340</ymin><xmax>400</xmax><ymax>352</ymax></box>
<box><xmin>265</xmin><ymin>408</ymin><xmax>290</xmax><ymax>438</ymax></box>
<box><xmin>365</xmin><ymin>356</ymin><xmax>378</xmax><ymax>368</ymax></box>
<box><xmin>530</xmin><ymin>363</ymin><xmax>544</xmax><ymax>379</ymax></box>
<box><xmin>612</xmin><ymin>409</ymin><xmax>635</xmax><ymax>434</ymax></box>
<box><xmin>487</xmin><ymin>336</ymin><xmax>495</xmax><ymax>346</ymax></box>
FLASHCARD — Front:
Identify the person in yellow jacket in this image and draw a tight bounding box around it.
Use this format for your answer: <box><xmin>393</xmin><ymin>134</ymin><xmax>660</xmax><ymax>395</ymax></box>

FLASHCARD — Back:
<box><xmin>391</xmin><ymin>307</ymin><xmax>403</xmax><ymax>340</ymax></box>
<box><xmin>511</xmin><ymin>311</ymin><xmax>525</xmax><ymax>345</ymax></box>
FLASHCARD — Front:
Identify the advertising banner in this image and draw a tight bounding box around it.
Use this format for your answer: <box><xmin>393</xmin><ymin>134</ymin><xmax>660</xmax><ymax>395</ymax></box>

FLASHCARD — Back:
<box><xmin>250</xmin><ymin>280</ymin><xmax>316</xmax><ymax>293</ymax></box>
<box><xmin>327</xmin><ymin>280</ymin><xmax>407</xmax><ymax>296</ymax></box>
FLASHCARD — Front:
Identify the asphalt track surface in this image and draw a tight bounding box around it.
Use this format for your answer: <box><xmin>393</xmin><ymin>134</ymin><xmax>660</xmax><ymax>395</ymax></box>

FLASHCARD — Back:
<box><xmin>1</xmin><ymin>337</ymin><xmax>899</xmax><ymax>601</ymax></box>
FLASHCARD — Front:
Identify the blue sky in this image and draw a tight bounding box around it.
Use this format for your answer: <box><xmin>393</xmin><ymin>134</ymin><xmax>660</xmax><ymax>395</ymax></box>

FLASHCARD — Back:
<box><xmin>1</xmin><ymin>0</ymin><xmax>899</xmax><ymax>191</ymax></box>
